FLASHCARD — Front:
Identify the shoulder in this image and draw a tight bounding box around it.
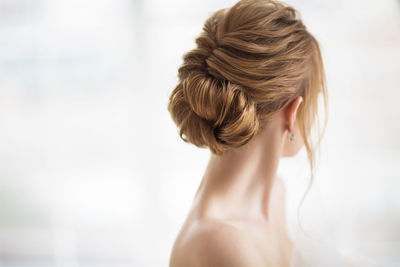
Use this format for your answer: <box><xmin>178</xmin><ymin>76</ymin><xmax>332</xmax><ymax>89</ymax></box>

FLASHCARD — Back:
<box><xmin>172</xmin><ymin>221</ymin><xmax>266</xmax><ymax>267</ymax></box>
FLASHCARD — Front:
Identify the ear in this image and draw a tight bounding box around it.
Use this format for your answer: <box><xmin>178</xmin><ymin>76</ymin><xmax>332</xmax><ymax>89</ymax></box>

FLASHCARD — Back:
<box><xmin>284</xmin><ymin>96</ymin><xmax>303</xmax><ymax>132</ymax></box>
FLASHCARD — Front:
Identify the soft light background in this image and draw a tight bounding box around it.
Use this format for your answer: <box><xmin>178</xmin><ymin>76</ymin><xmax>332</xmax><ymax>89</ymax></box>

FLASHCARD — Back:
<box><xmin>0</xmin><ymin>0</ymin><xmax>399</xmax><ymax>266</ymax></box>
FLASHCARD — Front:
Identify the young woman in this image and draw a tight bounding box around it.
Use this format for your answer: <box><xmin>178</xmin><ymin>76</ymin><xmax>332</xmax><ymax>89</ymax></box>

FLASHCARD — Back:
<box><xmin>167</xmin><ymin>0</ymin><xmax>327</xmax><ymax>266</ymax></box>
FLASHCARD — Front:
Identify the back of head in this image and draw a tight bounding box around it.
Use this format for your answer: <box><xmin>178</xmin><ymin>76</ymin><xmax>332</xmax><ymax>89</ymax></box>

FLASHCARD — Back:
<box><xmin>168</xmin><ymin>0</ymin><xmax>327</xmax><ymax>159</ymax></box>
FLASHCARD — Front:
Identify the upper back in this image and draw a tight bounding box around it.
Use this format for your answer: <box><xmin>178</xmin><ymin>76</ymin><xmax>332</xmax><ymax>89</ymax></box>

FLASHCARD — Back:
<box><xmin>169</xmin><ymin>219</ymin><xmax>277</xmax><ymax>267</ymax></box>
<box><xmin>169</xmin><ymin>177</ymin><xmax>290</xmax><ymax>267</ymax></box>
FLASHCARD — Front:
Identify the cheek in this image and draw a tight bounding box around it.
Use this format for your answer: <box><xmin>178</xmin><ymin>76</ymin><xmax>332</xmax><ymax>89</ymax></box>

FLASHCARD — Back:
<box><xmin>292</xmin><ymin>133</ymin><xmax>305</xmax><ymax>155</ymax></box>
<box><xmin>295</xmin><ymin>136</ymin><xmax>305</xmax><ymax>153</ymax></box>
<box><xmin>294</xmin><ymin>123</ymin><xmax>305</xmax><ymax>148</ymax></box>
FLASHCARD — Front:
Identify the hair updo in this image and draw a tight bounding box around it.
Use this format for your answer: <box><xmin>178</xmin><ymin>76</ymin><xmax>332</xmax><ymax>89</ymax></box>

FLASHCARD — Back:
<box><xmin>168</xmin><ymin>0</ymin><xmax>327</xmax><ymax>164</ymax></box>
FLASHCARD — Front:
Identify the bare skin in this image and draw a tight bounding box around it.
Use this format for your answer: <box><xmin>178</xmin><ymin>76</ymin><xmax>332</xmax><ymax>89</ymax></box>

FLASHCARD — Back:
<box><xmin>170</xmin><ymin>96</ymin><xmax>304</xmax><ymax>267</ymax></box>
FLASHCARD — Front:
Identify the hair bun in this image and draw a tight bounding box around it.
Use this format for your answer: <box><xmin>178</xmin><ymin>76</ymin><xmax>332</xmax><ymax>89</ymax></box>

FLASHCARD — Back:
<box><xmin>168</xmin><ymin>69</ymin><xmax>260</xmax><ymax>155</ymax></box>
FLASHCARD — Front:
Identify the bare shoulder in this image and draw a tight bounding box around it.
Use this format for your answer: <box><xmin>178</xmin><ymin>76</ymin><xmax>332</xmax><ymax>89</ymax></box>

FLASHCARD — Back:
<box><xmin>170</xmin><ymin>221</ymin><xmax>267</xmax><ymax>267</ymax></box>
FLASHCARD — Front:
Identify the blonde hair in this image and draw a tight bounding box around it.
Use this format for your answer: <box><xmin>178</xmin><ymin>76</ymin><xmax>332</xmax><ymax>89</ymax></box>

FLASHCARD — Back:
<box><xmin>168</xmin><ymin>0</ymin><xmax>328</xmax><ymax>221</ymax></box>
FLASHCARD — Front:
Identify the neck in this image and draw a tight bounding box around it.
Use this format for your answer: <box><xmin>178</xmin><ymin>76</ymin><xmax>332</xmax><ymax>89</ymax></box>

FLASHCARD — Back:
<box><xmin>191</xmin><ymin>125</ymin><xmax>284</xmax><ymax>223</ymax></box>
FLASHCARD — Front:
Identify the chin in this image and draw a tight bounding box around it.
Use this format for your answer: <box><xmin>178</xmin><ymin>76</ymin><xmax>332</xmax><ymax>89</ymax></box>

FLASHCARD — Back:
<box><xmin>281</xmin><ymin>145</ymin><xmax>303</xmax><ymax>157</ymax></box>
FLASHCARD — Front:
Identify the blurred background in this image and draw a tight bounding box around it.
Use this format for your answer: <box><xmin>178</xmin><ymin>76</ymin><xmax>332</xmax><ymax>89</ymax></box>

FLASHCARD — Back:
<box><xmin>0</xmin><ymin>0</ymin><xmax>399</xmax><ymax>266</ymax></box>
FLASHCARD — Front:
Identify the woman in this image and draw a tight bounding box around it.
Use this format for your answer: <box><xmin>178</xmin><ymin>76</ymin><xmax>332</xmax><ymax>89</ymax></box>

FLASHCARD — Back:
<box><xmin>167</xmin><ymin>0</ymin><xmax>327</xmax><ymax>266</ymax></box>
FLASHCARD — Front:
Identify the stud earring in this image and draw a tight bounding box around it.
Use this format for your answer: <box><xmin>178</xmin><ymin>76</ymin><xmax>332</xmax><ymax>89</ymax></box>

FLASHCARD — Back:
<box><xmin>288</xmin><ymin>132</ymin><xmax>295</xmax><ymax>141</ymax></box>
